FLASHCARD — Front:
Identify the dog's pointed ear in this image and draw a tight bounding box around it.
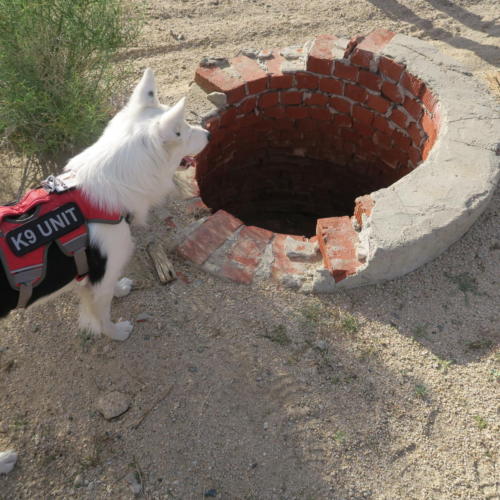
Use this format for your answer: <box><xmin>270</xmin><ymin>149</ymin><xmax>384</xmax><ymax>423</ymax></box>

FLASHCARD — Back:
<box><xmin>129</xmin><ymin>68</ymin><xmax>159</xmax><ymax>107</ymax></box>
<box><xmin>157</xmin><ymin>98</ymin><xmax>186</xmax><ymax>142</ymax></box>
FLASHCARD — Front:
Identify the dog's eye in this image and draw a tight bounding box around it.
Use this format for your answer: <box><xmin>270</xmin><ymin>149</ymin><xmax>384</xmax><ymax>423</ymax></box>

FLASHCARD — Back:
<box><xmin>148</xmin><ymin>91</ymin><xmax>154</xmax><ymax>97</ymax></box>
<box><xmin>176</xmin><ymin>132</ymin><xmax>181</xmax><ymax>137</ymax></box>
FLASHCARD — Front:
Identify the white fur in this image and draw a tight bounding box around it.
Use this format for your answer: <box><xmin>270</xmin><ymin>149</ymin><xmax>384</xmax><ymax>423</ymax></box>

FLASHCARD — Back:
<box><xmin>59</xmin><ymin>68</ymin><xmax>209</xmax><ymax>340</ymax></box>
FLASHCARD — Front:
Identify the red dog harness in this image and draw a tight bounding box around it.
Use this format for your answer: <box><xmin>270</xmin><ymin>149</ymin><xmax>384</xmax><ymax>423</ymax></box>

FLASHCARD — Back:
<box><xmin>0</xmin><ymin>173</ymin><xmax>122</xmax><ymax>308</ymax></box>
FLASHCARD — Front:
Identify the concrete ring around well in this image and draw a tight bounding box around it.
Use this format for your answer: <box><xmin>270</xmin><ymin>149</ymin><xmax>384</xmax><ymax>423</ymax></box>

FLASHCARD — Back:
<box><xmin>176</xmin><ymin>30</ymin><xmax>500</xmax><ymax>293</ymax></box>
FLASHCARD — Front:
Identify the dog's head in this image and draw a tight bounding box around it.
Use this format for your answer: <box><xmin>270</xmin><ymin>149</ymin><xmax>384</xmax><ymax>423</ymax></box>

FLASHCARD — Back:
<box><xmin>124</xmin><ymin>68</ymin><xmax>210</xmax><ymax>160</ymax></box>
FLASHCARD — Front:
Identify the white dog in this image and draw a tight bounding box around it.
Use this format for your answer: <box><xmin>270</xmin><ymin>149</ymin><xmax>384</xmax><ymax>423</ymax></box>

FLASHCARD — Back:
<box><xmin>0</xmin><ymin>68</ymin><xmax>210</xmax><ymax>340</ymax></box>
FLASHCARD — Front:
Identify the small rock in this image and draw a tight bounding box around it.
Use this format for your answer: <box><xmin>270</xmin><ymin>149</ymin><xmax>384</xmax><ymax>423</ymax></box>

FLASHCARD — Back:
<box><xmin>126</xmin><ymin>472</ymin><xmax>142</xmax><ymax>495</ymax></box>
<box><xmin>0</xmin><ymin>422</ymin><xmax>8</xmax><ymax>433</ymax></box>
<box><xmin>207</xmin><ymin>92</ymin><xmax>227</xmax><ymax>108</ymax></box>
<box><xmin>73</xmin><ymin>474</ymin><xmax>84</xmax><ymax>488</ymax></box>
<box><xmin>200</xmin><ymin>57</ymin><xmax>228</xmax><ymax>68</ymax></box>
<box><xmin>263</xmin><ymin>422</ymin><xmax>269</xmax><ymax>430</ymax></box>
<box><xmin>0</xmin><ymin>450</ymin><xmax>17</xmax><ymax>474</ymax></box>
<box><xmin>314</xmin><ymin>340</ymin><xmax>328</xmax><ymax>351</ymax></box>
<box><xmin>204</xmin><ymin>489</ymin><xmax>217</xmax><ymax>498</ymax></box>
<box><xmin>96</xmin><ymin>392</ymin><xmax>130</xmax><ymax>420</ymax></box>
<box><xmin>240</xmin><ymin>48</ymin><xmax>259</xmax><ymax>59</ymax></box>
<box><xmin>280</xmin><ymin>46</ymin><xmax>303</xmax><ymax>60</ymax></box>
<box><xmin>258</xmin><ymin>49</ymin><xmax>273</xmax><ymax>60</ymax></box>
<box><xmin>170</xmin><ymin>30</ymin><xmax>185</xmax><ymax>41</ymax></box>
<box><xmin>136</xmin><ymin>312</ymin><xmax>153</xmax><ymax>322</ymax></box>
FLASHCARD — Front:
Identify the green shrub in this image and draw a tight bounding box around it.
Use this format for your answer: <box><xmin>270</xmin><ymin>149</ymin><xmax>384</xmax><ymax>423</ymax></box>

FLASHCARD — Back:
<box><xmin>0</xmin><ymin>0</ymin><xmax>139</xmax><ymax>176</ymax></box>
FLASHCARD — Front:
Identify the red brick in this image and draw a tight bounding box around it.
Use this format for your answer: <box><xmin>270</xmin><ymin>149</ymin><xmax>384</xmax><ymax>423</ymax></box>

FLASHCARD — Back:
<box><xmin>353</xmin><ymin>120</ymin><xmax>373</xmax><ymax>136</ymax></box>
<box><xmin>220</xmin><ymin>107</ymin><xmax>238</xmax><ymax>128</ymax></box>
<box><xmin>235</xmin><ymin>111</ymin><xmax>260</xmax><ymax>128</ymax></box>
<box><xmin>341</xmin><ymin>127</ymin><xmax>358</xmax><ymax>142</ymax></box>
<box><xmin>307</xmin><ymin>34</ymin><xmax>338</xmax><ymax>75</ymax></box>
<box><xmin>392</xmin><ymin>129</ymin><xmax>411</xmax><ymax>149</ymax></box>
<box><xmin>237</xmin><ymin>96</ymin><xmax>257</xmax><ymax>114</ymax></box>
<box><xmin>177</xmin><ymin>210</ymin><xmax>243</xmax><ymax>265</ymax></box>
<box><xmin>421</xmin><ymin>112</ymin><xmax>437</xmax><ymax>142</ymax></box>
<box><xmin>381</xmin><ymin>81</ymin><xmax>404</xmax><ymax>104</ymax></box>
<box><xmin>390</xmin><ymin>108</ymin><xmax>409</xmax><ymax>128</ymax></box>
<box><xmin>316</xmin><ymin>216</ymin><xmax>360</xmax><ymax>282</ymax></box>
<box><xmin>381</xmin><ymin>148</ymin><xmax>406</xmax><ymax>168</ymax></box>
<box><xmin>195</xmin><ymin>66</ymin><xmax>246</xmax><ymax>104</ymax></box>
<box><xmin>354</xmin><ymin>195</ymin><xmax>375</xmax><ymax>228</ymax></box>
<box><xmin>296</xmin><ymin>118</ymin><xmax>319</xmax><ymax>133</ymax></box>
<box><xmin>271</xmin><ymin>235</ymin><xmax>306</xmax><ymax>279</ymax></box>
<box><xmin>203</xmin><ymin>116</ymin><xmax>220</xmax><ymax>132</ymax></box>
<box><xmin>266</xmin><ymin>49</ymin><xmax>284</xmax><ymax>72</ymax></box>
<box><xmin>319</xmin><ymin>77</ymin><xmax>343</xmax><ymax>94</ymax></box>
<box><xmin>373</xmin><ymin>130</ymin><xmax>392</xmax><ymax>149</ymax></box>
<box><xmin>353</xmin><ymin>104</ymin><xmax>375</xmax><ymax>125</ymax></box>
<box><xmin>334</xmin><ymin>61</ymin><xmax>359</xmax><ymax>81</ymax></box>
<box><xmin>259</xmin><ymin>92</ymin><xmax>280</xmax><ymax>109</ymax></box>
<box><xmin>309</xmin><ymin>107</ymin><xmax>331</xmax><ymax>121</ymax></box>
<box><xmin>286</xmin><ymin>106</ymin><xmax>309</xmax><ymax>119</ymax></box>
<box><xmin>295</xmin><ymin>72</ymin><xmax>320</xmax><ymax>89</ymax></box>
<box><xmin>304</xmin><ymin>93</ymin><xmax>329</xmax><ymax>106</ymax></box>
<box><xmin>408</xmin><ymin>146</ymin><xmax>422</xmax><ymax>166</ymax></box>
<box><xmin>403</xmin><ymin>97</ymin><xmax>423</xmax><ymax>121</ymax></box>
<box><xmin>401</xmin><ymin>72</ymin><xmax>424</xmax><ymax>98</ymax></box>
<box><xmin>344</xmin><ymin>84</ymin><xmax>367</xmax><ymax>103</ymax></box>
<box><xmin>358</xmin><ymin>70</ymin><xmax>382</xmax><ymax>91</ymax></box>
<box><xmin>269</xmin><ymin>74</ymin><xmax>294</xmax><ymax>89</ymax></box>
<box><xmin>357</xmin><ymin>137</ymin><xmax>378</xmax><ymax>155</ymax></box>
<box><xmin>333</xmin><ymin>114</ymin><xmax>353</xmax><ymax>128</ymax></box>
<box><xmin>264</xmin><ymin>106</ymin><xmax>286</xmax><ymax>119</ymax></box>
<box><xmin>224</xmin><ymin>225</ymin><xmax>273</xmax><ymax>278</ymax></box>
<box><xmin>421</xmin><ymin>86</ymin><xmax>438</xmax><ymax>114</ymax></box>
<box><xmin>274</xmin><ymin>118</ymin><xmax>295</xmax><ymax>130</ymax></box>
<box><xmin>408</xmin><ymin>121</ymin><xmax>424</xmax><ymax>146</ymax></box>
<box><xmin>231</xmin><ymin>55</ymin><xmax>269</xmax><ymax>93</ymax></box>
<box><xmin>281</xmin><ymin>91</ymin><xmax>303</xmax><ymax>105</ymax></box>
<box><xmin>378</xmin><ymin>57</ymin><xmax>405</xmax><ymax>82</ymax></box>
<box><xmin>422</xmin><ymin>138</ymin><xmax>435</xmax><ymax>161</ymax></box>
<box><xmin>349</xmin><ymin>29</ymin><xmax>396</xmax><ymax>68</ymax></box>
<box><xmin>373</xmin><ymin>115</ymin><xmax>393</xmax><ymax>135</ymax></box>
<box><xmin>366</xmin><ymin>93</ymin><xmax>391</xmax><ymax>114</ymax></box>
<box><xmin>329</xmin><ymin>96</ymin><xmax>351</xmax><ymax>114</ymax></box>
<box><xmin>219</xmin><ymin>263</ymin><xmax>253</xmax><ymax>284</ymax></box>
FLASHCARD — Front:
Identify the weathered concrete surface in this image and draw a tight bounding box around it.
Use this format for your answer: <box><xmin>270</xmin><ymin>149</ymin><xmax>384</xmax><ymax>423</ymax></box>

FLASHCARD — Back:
<box><xmin>339</xmin><ymin>34</ymin><xmax>500</xmax><ymax>288</ymax></box>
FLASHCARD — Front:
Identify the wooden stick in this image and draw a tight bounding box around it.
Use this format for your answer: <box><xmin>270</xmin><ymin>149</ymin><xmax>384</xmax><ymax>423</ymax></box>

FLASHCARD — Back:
<box><xmin>130</xmin><ymin>384</ymin><xmax>174</xmax><ymax>430</ymax></box>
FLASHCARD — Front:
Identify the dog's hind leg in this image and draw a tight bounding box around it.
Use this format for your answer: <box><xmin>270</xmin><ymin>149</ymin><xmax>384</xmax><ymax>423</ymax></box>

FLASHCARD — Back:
<box><xmin>87</xmin><ymin>220</ymin><xmax>135</xmax><ymax>341</ymax></box>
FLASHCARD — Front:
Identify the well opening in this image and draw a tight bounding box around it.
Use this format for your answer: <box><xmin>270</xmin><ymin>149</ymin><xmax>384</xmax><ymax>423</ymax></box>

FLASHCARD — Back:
<box><xmin>194</xmin><ymin>41</ymin><xmax>437</xmax><ymax>237</ymax></box>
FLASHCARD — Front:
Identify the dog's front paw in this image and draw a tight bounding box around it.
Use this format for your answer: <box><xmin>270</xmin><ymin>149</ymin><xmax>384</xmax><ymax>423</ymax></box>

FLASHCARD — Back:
<box><xmin>114</xmin><ymin>277</ymin><xmax>133</xmax><ymax>298</ymax></box>
<box><xmin>108</xmin><ymin>320</ymin><xmax>133</xmax><ymax>341</ymax></box>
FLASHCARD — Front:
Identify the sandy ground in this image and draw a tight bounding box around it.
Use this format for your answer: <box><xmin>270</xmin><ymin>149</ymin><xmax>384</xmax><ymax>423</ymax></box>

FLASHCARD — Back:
<box><xmin>1</xmin><ymin>0</ymin><xmax>499</xmax><ymax>498</ymax></box>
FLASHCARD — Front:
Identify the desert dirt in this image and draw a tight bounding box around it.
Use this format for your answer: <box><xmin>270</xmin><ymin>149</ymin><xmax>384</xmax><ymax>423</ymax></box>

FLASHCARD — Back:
<box><xmin>1</xmin><ymin>0</ymin><xmax>499</xmax><ymax>499</ymax></box>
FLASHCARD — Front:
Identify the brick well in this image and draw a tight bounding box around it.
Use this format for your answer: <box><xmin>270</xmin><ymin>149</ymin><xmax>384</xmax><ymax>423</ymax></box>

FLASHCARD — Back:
<box><xmin>176</xmin><ymin>29</ymin><xmax>447</xmax><ymax>287</ymax></box>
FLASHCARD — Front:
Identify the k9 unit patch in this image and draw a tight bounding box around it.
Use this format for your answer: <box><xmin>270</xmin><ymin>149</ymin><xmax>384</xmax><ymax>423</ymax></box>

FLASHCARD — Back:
<box><xmin>6</xmin><ymin>202</ymin><xmax>85</xmax><ymax>256</ymax></box>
